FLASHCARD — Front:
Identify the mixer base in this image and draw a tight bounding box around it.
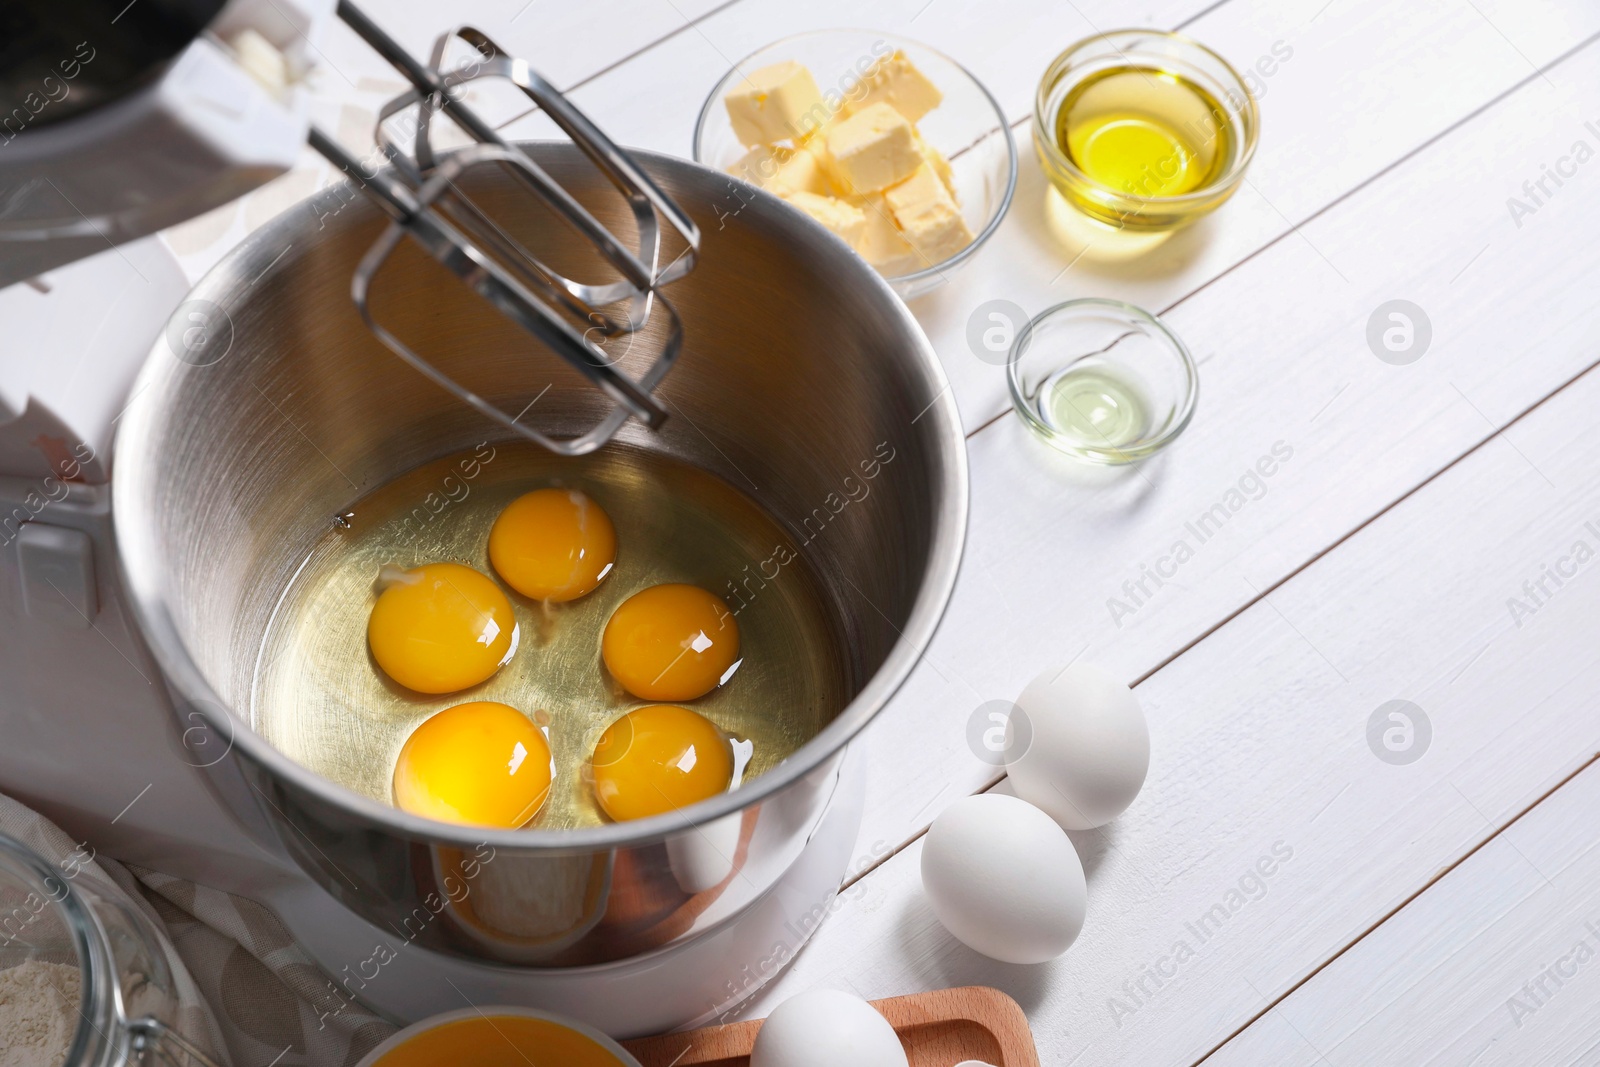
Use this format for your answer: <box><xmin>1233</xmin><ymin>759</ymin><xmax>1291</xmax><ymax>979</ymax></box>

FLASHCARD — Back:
<box><xmin>266</xmin><ymin>743</ymin><xmax>866</xmax><ymax>1038</ymax></box>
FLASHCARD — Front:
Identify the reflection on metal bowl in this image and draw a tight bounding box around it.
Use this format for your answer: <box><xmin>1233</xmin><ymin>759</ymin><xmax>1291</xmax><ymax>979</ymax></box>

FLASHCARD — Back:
<box><xmin>113</xmin><ymin>144</ymin><xmax>967</xmax><ymax>969</ymax></box>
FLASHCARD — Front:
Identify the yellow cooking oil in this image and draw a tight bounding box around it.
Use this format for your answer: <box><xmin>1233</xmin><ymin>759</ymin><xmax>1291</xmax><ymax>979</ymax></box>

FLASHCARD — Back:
<box><xmin>1047</xmin><ymin>65</ymin><xmax>1236</xmax><ymax>224</ymax></box>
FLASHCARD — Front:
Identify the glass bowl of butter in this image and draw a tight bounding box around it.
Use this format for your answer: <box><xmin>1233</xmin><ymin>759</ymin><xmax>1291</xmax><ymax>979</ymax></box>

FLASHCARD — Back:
<box><xmin>694</xmin><ymin>30</ymin><xmax>1017</xmax><ymax>300</ymax></box>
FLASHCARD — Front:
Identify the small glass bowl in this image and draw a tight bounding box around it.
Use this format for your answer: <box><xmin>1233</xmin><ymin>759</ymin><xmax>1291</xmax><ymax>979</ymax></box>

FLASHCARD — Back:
<box><xmin>1008</xmin><ymin>298</ymin><xmax>1197</xmax><ymax>464</ymax></box>
<box><xmin>1034</xmin><ymin>29</ymin><xmax>1259</xmax><ymax>231</ymax></box>
<box><xmin>694</xmin><ymin>29</ymin><xmax>1018</xmax><ymax>300</ymax></box>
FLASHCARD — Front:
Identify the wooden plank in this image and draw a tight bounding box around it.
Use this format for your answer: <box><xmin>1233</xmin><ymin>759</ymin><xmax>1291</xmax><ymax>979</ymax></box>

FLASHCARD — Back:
<box><xmin>502</xmin><ymin>0</ymin><xmax>1239</xmax><ymax>148</ymax></box>
<box><xmin>1207</xmin><ymin>760</ymin><xmax>1600</xmax><ymax>1066</ymax></box>
<box><xmin>818</xmin><ymin>13</ymin><xmax>1600</xmax><ymax>861</ymax></box>
<box><xmin>733</xmin><ymin>320</ymin><xmax>1600</xmax><ymax>1065</ymax></box>
<box><xmin>315</xmin><ymin>0</ymin><xmax>735</xmax><ymax>100</ymax></box>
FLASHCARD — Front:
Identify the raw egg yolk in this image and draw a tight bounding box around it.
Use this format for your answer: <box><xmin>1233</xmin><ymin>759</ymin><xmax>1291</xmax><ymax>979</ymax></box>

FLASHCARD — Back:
<box><xmin>488</xmin><ymin>488</ymin><xmax>617</xmax><ymax>602</ymax></box>
<box><xmin>591</xmin><ymin>704</ymin><xmax>733</xmax><ymax>822</ymax></box>
<box><xmin>600</xmin><ymin>583</ymin><xmax>739</xmax><ymax>701</ymax></box>
<box><xmin>393</xmin><ymin>701</ymin><xmax>551</xmax><ymax>828</ymax></box>
<box><xmin>368</xmin><ymin>562</ymin><xmax>516</xmax><ymax>694</ymax></box>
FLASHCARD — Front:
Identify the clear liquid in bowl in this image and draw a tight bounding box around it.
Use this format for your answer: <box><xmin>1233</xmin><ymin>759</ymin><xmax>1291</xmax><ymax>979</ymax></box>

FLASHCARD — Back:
<box><xmin>251</xmin><ymin>441</ymin><xmax>850</xmax><ymax>831</ymax></box>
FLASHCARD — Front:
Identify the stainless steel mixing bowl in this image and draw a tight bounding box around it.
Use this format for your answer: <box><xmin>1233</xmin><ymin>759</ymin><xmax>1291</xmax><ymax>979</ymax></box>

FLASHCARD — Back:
<box><xmin>112</xmin><ymin>145</ymin><xmax>966</xmax><ymax>967</ymax></box>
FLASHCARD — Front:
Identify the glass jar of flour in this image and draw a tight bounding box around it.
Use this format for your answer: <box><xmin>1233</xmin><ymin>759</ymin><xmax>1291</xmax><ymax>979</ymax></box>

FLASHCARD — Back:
<box><xmin>0</xmin><ymin>832</ymin><xmax>222</xmax><ymax>1066</ymax></box>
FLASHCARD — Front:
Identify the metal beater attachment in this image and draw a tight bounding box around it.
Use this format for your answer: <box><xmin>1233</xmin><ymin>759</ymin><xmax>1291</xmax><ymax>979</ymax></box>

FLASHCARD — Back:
<box><xmin>307</xmin><ymin>1</ymin><xmax>700</xmax><ymax>455</ymax></box>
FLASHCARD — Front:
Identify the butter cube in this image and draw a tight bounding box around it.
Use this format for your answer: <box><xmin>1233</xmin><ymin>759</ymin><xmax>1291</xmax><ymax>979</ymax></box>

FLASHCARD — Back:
<box><xmin>731</xmin><ymin>143</ymin><xmax>828</xmax><ymax>196</ymax></box>
<box><xmin>731</xmin><ymin>144</ymin><xmax>783</xmax><ymax>184</ymax></box>
<box><xmin>913</xmin><ymin>131</ymin><xmax>957</xmax><ymax>199</ymax></box>
<box><xmin>848</xmin><ymin>50</ymin><xmax>943</xmax><ymax>123</ymax></box>
<box><xmin>778</xmin><ymin>143</ymin><xmax>830</xmax><ymax>194</ymax></box>
<box><xmin>851</xmin><ymin>195</ymin><xmax>925</xmax><ymax>276</ymax></box>
<box><xmin>884</xmin><ymin>163</ymin><xmax>974</xmax><ymax>264</ymax></box>
<box><xmin>785</xmin><ymin>191</ymin><xmax>867</xmax><ymax>246</ymax></box>
<box><xmin>724</xmin><ymin>61</ymin><xmax>827</xmax><ymax>146</ymax></box>
<box><xmin>823</xmin><ymin>102</ymin><xmax>923</xmax><ymax>194</ymax></box>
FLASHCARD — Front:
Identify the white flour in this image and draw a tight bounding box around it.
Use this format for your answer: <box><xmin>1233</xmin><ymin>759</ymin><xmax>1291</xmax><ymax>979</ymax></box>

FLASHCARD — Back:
<box><xmin>0</xmin><ymin>959</ymin><xmax>82</xmax><ymax>1067</ymax></box>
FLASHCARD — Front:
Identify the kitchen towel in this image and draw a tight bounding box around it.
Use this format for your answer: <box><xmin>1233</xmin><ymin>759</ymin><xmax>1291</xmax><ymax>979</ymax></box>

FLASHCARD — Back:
<box><xmin>0</xmin><ymin>792</ymin><xmax>396</xmax><ymax>1066</ymax></box>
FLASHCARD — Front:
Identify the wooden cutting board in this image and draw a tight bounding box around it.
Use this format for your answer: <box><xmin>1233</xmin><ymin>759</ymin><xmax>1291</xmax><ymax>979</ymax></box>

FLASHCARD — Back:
<box><xmin>621</xmin><ymin>985</ymin><xmax>1040</xmax><ymax>1066</ymax></box>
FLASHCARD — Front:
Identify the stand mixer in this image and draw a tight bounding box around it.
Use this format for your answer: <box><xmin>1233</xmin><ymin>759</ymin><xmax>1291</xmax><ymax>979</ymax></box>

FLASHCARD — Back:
<box><xmin>0</xmin><ymin>0</ymin><xmax>967</xmax><ymax>1038</ymax></box>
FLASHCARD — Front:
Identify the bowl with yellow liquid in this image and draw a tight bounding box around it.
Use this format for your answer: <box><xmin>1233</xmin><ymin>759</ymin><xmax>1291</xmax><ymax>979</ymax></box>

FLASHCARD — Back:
<box><xmin>1034</xmin><ymin>30</ymin><xmax>1259</xmax><ymax>230</ymax></box>
<box><xmin>357</xmin><ymin>1006</ymin><xmax>642</xmax><ymax>1067</ymax></box>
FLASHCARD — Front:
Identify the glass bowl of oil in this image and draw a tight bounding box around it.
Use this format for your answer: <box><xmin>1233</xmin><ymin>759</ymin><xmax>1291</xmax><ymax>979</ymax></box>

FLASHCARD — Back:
<box><xmin>1008</xmin><ymin>298</ymin><xmax>1197</xmax><ymax>464</ymax></box>
<box><xmin>694</xmin><ymin>29</ymin><xmax>1018</xmax><ymax>301</ymax></box>
<box><xmin>1034</xmin><ymin>29</ymin><xmax>1259</xmax><ymax>231</ymax></box>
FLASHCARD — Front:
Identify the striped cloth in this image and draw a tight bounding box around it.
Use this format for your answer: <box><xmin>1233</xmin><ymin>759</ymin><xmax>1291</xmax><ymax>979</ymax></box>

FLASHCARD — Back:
<box><xmin>0</xmin><ymin>792</ymin><xmax>397</xmax><ymax>1066</ymax></box>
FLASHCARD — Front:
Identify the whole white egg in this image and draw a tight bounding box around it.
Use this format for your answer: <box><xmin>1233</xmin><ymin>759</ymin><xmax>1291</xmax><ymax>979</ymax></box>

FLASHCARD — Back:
<box><xmin>749</xmin><ymin>989</ymin><xmax>909</xmax><ymax>1067</ymax></box>
<box><xmin>1008</xmin><ymin>661</ymin><xmax>1149</xmax><ymax>830</ymax></box>
<box><xmin>920</xmin><ymin>793</ymin><xmax>1087</xmax><ymax>964</ymax></box>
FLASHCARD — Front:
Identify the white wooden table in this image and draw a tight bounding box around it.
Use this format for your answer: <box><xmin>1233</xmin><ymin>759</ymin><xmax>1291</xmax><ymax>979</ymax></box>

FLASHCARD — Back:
<box><xmin>165</xmin><ymin>1</ymin><xmax>1600</xmax><ymax>1062</ymax></box>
